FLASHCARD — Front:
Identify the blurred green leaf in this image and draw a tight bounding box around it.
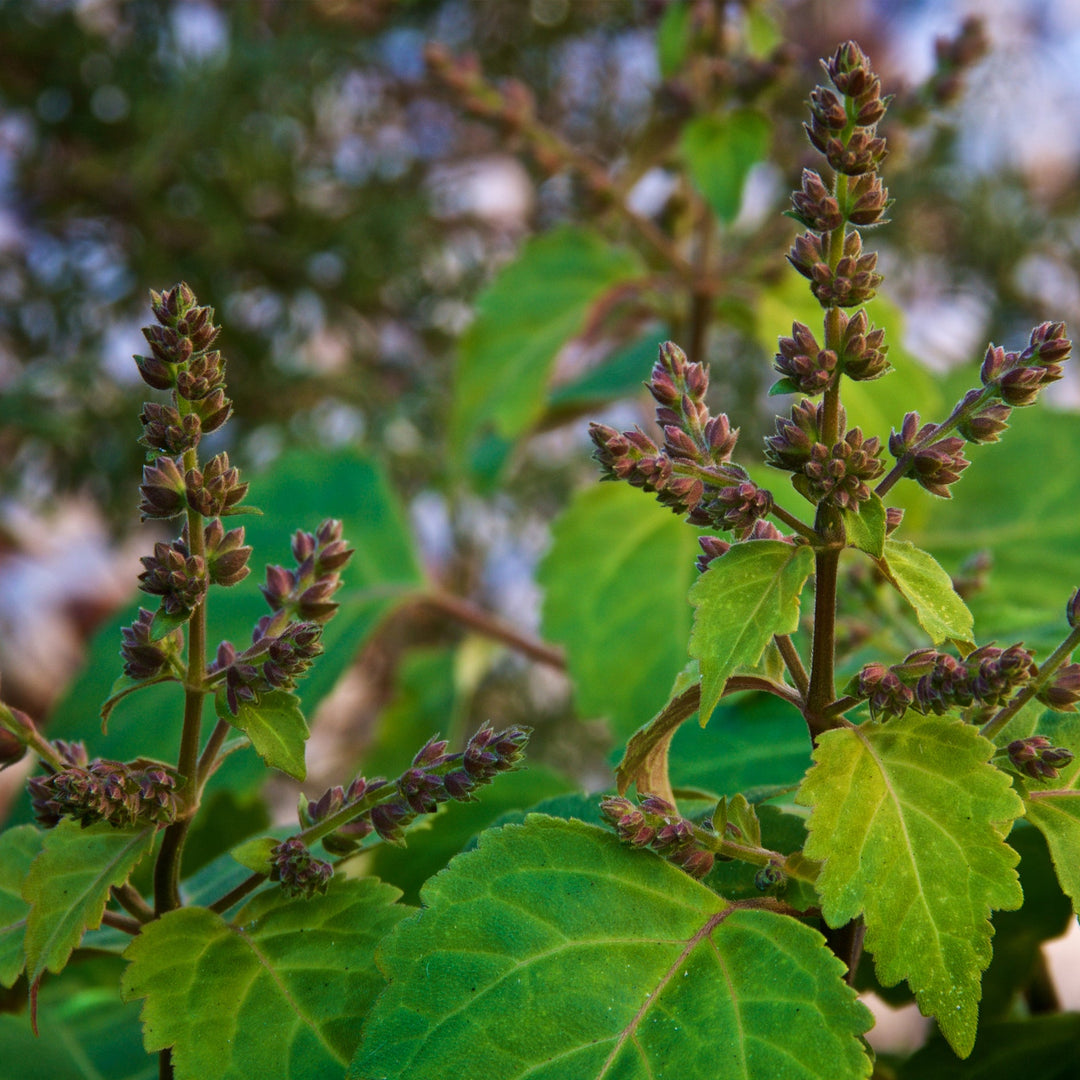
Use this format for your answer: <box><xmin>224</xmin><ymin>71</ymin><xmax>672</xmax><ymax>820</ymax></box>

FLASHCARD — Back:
<box><xmin>547</xmin><ymin>330</ymin><xmax>667</xmax><ymax>410</ymax></box>
<box><xmin>451</xmin><ymin>227</ymin><xmax>645</xmax><ymax>473</ymax></box>
<box><xmin>680</xmin><ymin>109</ymin><xmax>771</xmax><ymax>223</ymax></box>
<box><xmin>539</xmin><ymin>482</ymin><xmax>701</xmax><ymax>738</ymax></box>
<box><xmin>0</xmin><ymin>825</ymin><xmax>43</xmax><ymax>988</ymax></box>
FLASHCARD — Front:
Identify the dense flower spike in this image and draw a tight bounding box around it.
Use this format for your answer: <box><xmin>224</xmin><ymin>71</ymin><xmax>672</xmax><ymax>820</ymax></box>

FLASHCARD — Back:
<box><xmin>260</xmin><ymin>518</ymin><xmax>355</xmax><ymax>625</ymax></box>
<box><xmin>29</xmin><ymin>758</ymin><xmax>178</xmax><ymax>829</ymax></box>
<box><xmin>1037</xmin><ymin>663</ymin><xmax>1080</xmax><ymax>712</ymax></box>
<box><xmin>269</xmin><ymin>838</ymin><xmax>333</xmax><ymax>899</ymax></box>
<box><xmin>849</xmin><ymin>644</ymin><xmax>1037</xmax><ymax>719</ymax></box>
<box><xmin>296</xmin><ymin>725</ymin><xmax>530</xmax><ymax>860</ymax></box>
<box><xmin>1007</xmin><ymin>737</ymin><xmax>1075</xmax><ymax>781</ymax></box>
<box><xmin>590</xmin><ymin>341</ymin><xmax>771</xmax><ymax>536</ymax></box>
<box><xmin>600</xmin><ymin>794</ymin><xmax>715</xmax><ymax>880</ymax></box>
<box><xmin>773</xmin><ymin>321</ymin><xmax>837</xmax><ymax>395</ymax></box>
<box><xmin>837</xmin><ymin>308</ymin><xmax>890</xmax><ymax>381</ymax></box>
<box><xmin>138</xmin><ymin>537</ymin><xmax>208</xmax><ymax>617</ymax></box>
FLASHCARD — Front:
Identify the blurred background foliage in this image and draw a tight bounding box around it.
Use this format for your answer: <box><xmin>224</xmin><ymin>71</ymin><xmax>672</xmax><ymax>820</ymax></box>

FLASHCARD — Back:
<box><xmin>1</xmin><ymin>0</ymin><xmax>1079</xmax><ymax>778</ymax></box>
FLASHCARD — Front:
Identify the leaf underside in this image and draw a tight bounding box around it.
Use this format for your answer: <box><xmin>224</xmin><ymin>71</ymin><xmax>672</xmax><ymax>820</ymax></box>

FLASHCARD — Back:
<box><xmin>351</xmin><ymin>816</ymin><xmax>872</xmax><ymax>1080</ymax></box>
<box><xmin>797</xmin><ymin>711</ymin><xmax>1024</xmax><ymax>1056</ymax></box>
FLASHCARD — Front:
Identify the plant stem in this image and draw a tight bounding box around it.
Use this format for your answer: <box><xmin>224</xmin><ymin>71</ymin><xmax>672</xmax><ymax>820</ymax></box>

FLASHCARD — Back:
<box><xmin>112</xmin><ymin>883</ymin><xmax>154</xmax><ymax>923</ymax></box>
<box><xmin>806</xmin><ymin>544</ymin><xmax>842</xmax><ymax>741</ymax></box>
<box><xmin>823</xmin><ymin>918</ymin><xmax>865</xmax><ymax>985</ymax></box>
<box><xmin>981</xmin><ymin>623</ymin><xmax>1080</xmax><ymax>741</ymax></box>
<box><xmin>421</xmin><ymin>590</ymin><xmax>566</xmax><ymax>669</ymax></box>
<box><xmin>775</xmin><ymin>635</ymin><xmax>809</xmax><ymax>699</ymax></box>
<box><xmin>769</xmin><ymin>504</ymin><xmax>817</xmax><ymax>542</ymax></box>
<box><xmin>207</xmin><ymin>873</ymin><xmax>266</xmax><ymax>915</ymax></box>
<box><xmin>101</xmin><ymin>910</ymin><xmax>143</xmax><ymax>935</ymax></box>
<box><xmin>196</xmin><ymin>719</ymin><xmax>232</xmax><ymax>789</ymax></box>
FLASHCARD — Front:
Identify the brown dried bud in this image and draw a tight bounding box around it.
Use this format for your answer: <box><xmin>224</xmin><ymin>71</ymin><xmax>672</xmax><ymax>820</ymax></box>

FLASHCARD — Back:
<box><xmin>807</xmin><ymin>86</ymin><xmax>847</xmax><ymax>130</ymax></box>
<box><xmin>909</xmin><ymin>436</ymin><xmax>970</xmax><ymax>498</ymax></box>
<box><xmin>204</xmin><ymin>519</ymin><xmax>252</xmax><ymax>587</ymax></box>
<box><xmin>139</xmin><ymin>402</ymin><xmax>202</xmax><ymax>456</ymax></box>
<box><xmin>185</xmin><ymin>452</ymin><xmax>248</xmax><ymax>518</ymax></box>
<box><xmin>825</xmin><ymin>128</ymin><xmax>888</xmax><ymax>176</ymax></box>
<box><xmin>958</xmin><ymin>402</ymin><xmax>1011</xmax><ymax>444</ymax></box>
<box><xmin>845</xmin><ymin>172</ymin><xmax>890</xmax><ymax>226</ymax></box>
<box><xmin>1008</xmin><ymin>736</ymin><xmax>1074</xmax><ymax>781</ymax></box>
<box><xmin>854</xmin><ymin>662</ymin><xmax>913</xmax><ymax>720</ymax></box>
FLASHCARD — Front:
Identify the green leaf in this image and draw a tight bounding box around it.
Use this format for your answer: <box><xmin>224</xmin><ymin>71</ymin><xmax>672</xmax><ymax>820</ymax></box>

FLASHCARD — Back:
<box><xmin>0</xmin><ymin>956</ymin><xmax>152</xmax><ymax>1080</ymax></box>
<box><xmin>149</xmin><ymin>605</ymin><xmax>190</xmax><ymax>642</ymax></box>
<box><xmin>900</xmin><ymin>1014</ymin><xmax>1080</xmax><ymax>1079</ymax></box>
<box><xmin>656</xmin><ymin>0</ymin><xmax>692</xmax><ymax>78</ymax></box>
<box><xmin>878</xmin><ymin>538</ymin><xmax>974</xmax><ymax>645</ymax></box>
<box><xmin>797</xmin><ymin>711</ymin><xmax>1024</xmax><ymax>1056</ymax></box>
<box><xmin>547</xmin><ymin>330</ymin><xmax>667</xmax><ymax>410</ymax></box>
<box><xmin>121</xmin><ymin>878</ymin><xmax>409</xmax><ymax>1080</ymax></box>
<box><xmin>843</xmin><ymin>492</ymin><xmax>886</xmax><ymax>559</ymax></box>
<box><xmin>0</xmin><ymin>825</ymin><xmax>44</xmax><ymax>987</ymax></box>
<box><xmin>539</xmin><ymin>482</ymin><xmax>702</xmax><ymax>738</ymax></box>
<box><xmin>101</xmin><ymin>672</ymin><xmax>177</xmax><ymax>730</ymax></box>
<box><xmin>229</xmin><ymin>835</ymin><xmax>278</xmax><ymax>874</ymax></box>
<box><xmin>680</xmin><ymin>109</ymin><xmax>771</xmax><ymax>223</ymax></box>
<box><xmin>350</xmin><ymin>816</ymin><xmax>873</xmax><ymax>1080</ymax></box>
<box><xmin>667</xmin><ymin>692</ymin><xmax>811</xmax><ymax>795</ymax></box>
<box><xmin>24</xmin><ymin>820</ymin><xmax>156</xmax><ymax>984</ymax></box>
<box><xmin>451</xmin><ymin>227</ymin><xmax>644</xmax><ymax>471</ymax></box>
<box><xmin>215</xmin><ymin>687</ymin><xmax>308</xmax><ymax>780</ymax></box>
<box><xmin>689</xmin><ymin>540</ymin><xmax>814</xmax><ymax>721</ymax></box>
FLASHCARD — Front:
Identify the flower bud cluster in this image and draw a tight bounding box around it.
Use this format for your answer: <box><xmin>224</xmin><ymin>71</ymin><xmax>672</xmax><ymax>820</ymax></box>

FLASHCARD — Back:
<box><xmin>600</xmin><ymin>794</ymin><xmax>716</xmax><ymax>879</ymax></box>
<box><xmin>138</xmin><ymin>534</ymin><xmax>207</xmax><ymax>617</ymax></box>
<box><xmin>134</xmin><ymin>283</ymin><xmax>231</xmax><ymax>446</ymax></box>
<box><xmin>852</xmin><ymin>644</ymin><xmax>1037</xmax><ymax>720</ymax></box>
<box><xmin>1037</xmin><ymin>663</ymin><xmax>1080</xmax><ymax>712</ymax></box>
<box><xmin>269</xmin><ymin>838</ymin><xmax>334</xmax><ymax>899</ymax></box>
<box><xmin>788</xmin><ymin>43</ymin><xmax>890</xmax><ymax>312</ymax></box>
<box><xmin>211</xmin><ymin>621</ymin><xmax>324</xmax><ymax>715</ymax></box>
<box><xmin>1007</xmin><ymin>737</ymin><xmax>1074</xmax><ymax>782</ymax></box>
<box><xmin>979</xmin><ymin>323</ymin><xmax>1071</xmax><ymax>408</ymax></box>
<box><xmin>765</xmin><ymin>399</ymin><xmax>884</xmax><ymax>509</ymax></box>
<box><xmin>590</xmin><ymin>342</ymin><xmax>776</xmax><ymax>537</ymax></box>
<box><xmin>260</xmin><ymin>519</ymin><xmax>354</xmax><ymax>625</ymax></box>
<box><xmin>29</xmin><ymin>757</ymin><xmax>178</xmax><ymax>829</ymax></box>
<box><xmin>888</xmin><ymin>412</ymin><xmax>970</xmax><ymax>498</ymax></box>
<box><xmin>119</xmin><ymin>607</ymin><xmax>184</xmax><ymax>680</ymax></box>
<box><xmin>772</xmin><ymin>309</ymin><xmax>888</xmax><ymax>395</ymax></box>
<box><xmin>297</xmin><ymin>725</ymin><xmax>530</xmax><ymax>858</ymax></box>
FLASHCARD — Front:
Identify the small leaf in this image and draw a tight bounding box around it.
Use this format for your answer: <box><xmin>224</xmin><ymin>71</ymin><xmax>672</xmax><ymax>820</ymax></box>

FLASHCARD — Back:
<box><xmin>23</xmin><ymin>821</ymin><xmax>156</xmax><ymax>985</ymax></box>
<box><xmin>451</xmin><ymin>227</ymin><xmax>644</xmax><ymax>472</ymax></box>
<box><xmin>0</xmin><ymin>825</ymin><xmax>44</xmax><ymax>987</ymax></box>
<box><xmin>229</xmin><ymin>835</ymin><xmax>278</xmax><ymax>874</ymax></box>
<box><xmin>540</xmin><ymin>483</ymin><xmax>702</xmax><ymax>738</ymax></box>
<box><xmin>680</xmin><ymin>109</ymin><xmax>772</xmax><ymax>223</ymax></box>
<box><xmin>215</xmin><ymin>688</ymin><xmax>308</xmax><ymax>781</ymax></box>
<box><xmin>877</xmin><ymin>538</ymin><xmax>974</xmax><ymax>645</ymax></box>
<box><xmin>767</xmin><ymin>375</ymin><xmax>800</xmax><ymax>396</ymax></box>
<box><xmin>843</xmin><ymin>492</ymin><xmax>887</xmax><ymax>559</ymax></box>
<box><xmin>350</xmin><ymin>816</ymin><xmax>873</xmax><ymax>1080</ymax></box>
<box><xmin>689</xmin><ymin>540</ymin><xmax>814</xmax><ymax>722</ymax></box>
<box><xmin>122</xmin><ymin>878</ymin><xmax>409</xmax><ymax>1080</ymax></box>
<box><xmin>797</xmin><ymin>711</ymin><xmax>1024</xmax><ymax>1056</ymax></box>
<box><xmin>149</xmin><ymin>605</ymin><xmax>189</xmax><ymax>643</ymax></box>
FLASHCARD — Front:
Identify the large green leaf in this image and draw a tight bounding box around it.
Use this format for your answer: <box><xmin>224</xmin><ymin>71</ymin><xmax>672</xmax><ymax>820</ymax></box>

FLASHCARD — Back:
<box><xmin>539</xmin><ymin>482</ymin><xmax>702</xmax><ymax>738</ymax></box>
<box><xmin>9</xmin><ymin>450</ymin><xmax>420</xmax><ymax>824</ymax></box>
<box><xmin>689</xmin><ymin>540</ymin><xmax>815</xmax><ymax>721</ymax></box>
<box><xmin>350</xmin><ymin>816</ymin><xmax>873</xmax><ymax>1080</ymax></box>
<box><xmin>451</xmin><ymin>227</ymin><xmax>644</xmax><ymax>470</ymax></box>
<box><xmin>0</xmin><ymin>825</ymin><xmax>44</xmax><ymax>987</ymax></box>
<box><xmin>680</xmin><ymin>109</ymin><xmax>771</xmax><ymax>223</ymax></box>
<box><xmin>877</xmin><ymin>539</ymin><xmax>974</xmax><ymax>645</ymax></box>
<box><xmin>23</xmin><ymin>820</ymin><xmax>156</xmax><ymax>985</ymax></box>
<box><xmin>121</xmin><ymin>877</ymin><xmax>409</xmax><ymax>1080</ymax></box>
<box><xmin>797</xmin><ymin>711</ymin><xmax>1024</xmax><ymax>1056</ymax></box>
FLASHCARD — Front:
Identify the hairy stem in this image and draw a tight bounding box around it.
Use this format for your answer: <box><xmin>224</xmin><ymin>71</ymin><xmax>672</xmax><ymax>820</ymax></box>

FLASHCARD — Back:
<box><xmin>806</xmin><ymin>544</ymin><xmax>842</xmax><ymax>740</ymax></box>
<box><xmin>775</xmin><ymin>635</ymin><xmax>810</xmax><ymax>700</ymax></box>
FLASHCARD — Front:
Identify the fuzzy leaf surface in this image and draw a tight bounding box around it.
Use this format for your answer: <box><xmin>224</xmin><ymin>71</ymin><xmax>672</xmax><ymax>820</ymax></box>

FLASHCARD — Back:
<box><xmin>451</xmin><ymin>227</ymin><xmax>643</xmax><ymax>469</ymax></box>
<box><xmin>680</xmin><ymin>109</ymin><xmax>771</xmax><ymax>222</ymax></box>
<box><xmin>797</xmin><ymin>711</ymin><xmax>1023</xmax><ymax>1056</ymax></box>
<box><xmin>215</xmin><ymin>688</ymin><xmax>308</xmax><ymax>780</ymax></box>
<box><xmin>0</xmin><ymin>825</ymin><xmax>44</xmax><ymax>987</ymax></box>
<box><xmin>350</xmin><ymin>816</ymin><xmax>873</xmax><ymax>1080</ymax></box>
<box><xmin>689</xmin><ymin>540</ymin><xmax>814</xmax><ymax>722</ymax></box>
<box><xmin>23</xmin><ymin>820</ymin><xmax>155</xmax><ymax>983</ymax></box>
<box><xmin>540</xmin><ymin>483</ymin><xmax>702</xmax><ymax>737</ymax></box>
<box><xmin>842</xmin><ymin>493</ymin><xmax>886</xmax><ymax>559</ymax></box>
<box><xmin>121</xmin><ymin>877</ymin><xmax>408</xmax><ymax>1080</ymax></box>
<box><xmin>877</xmin><ymin>539</ymin><xmax>974</xmax><ymax>645</ymax></box>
